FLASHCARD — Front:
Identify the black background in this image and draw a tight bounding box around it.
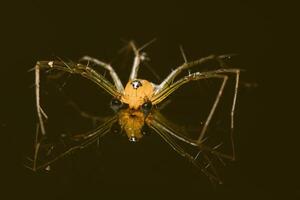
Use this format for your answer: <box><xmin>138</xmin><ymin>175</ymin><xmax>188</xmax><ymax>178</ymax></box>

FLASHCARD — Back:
<box><xmin>1</xmin><ymin>0</ymin><xmax>298</xmax><ymax>199</ymax></box>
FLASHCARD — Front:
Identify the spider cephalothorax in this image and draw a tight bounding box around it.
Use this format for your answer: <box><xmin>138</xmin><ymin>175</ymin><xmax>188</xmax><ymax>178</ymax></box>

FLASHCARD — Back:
<box><xmin>121</xmin><ymin>79</ymin><xmax>155</xmax><ymax>110</ymax></box>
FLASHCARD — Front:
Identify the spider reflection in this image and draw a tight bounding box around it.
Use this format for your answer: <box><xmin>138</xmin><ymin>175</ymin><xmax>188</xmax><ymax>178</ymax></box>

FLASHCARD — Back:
<box><xmin>26</xmin><ymin>40</ymin><xmax>240</xmax><ymax>184</ymax></box>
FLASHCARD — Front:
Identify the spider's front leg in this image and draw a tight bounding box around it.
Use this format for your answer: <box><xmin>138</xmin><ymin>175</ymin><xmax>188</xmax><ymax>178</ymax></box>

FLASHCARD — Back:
<box><xmin>79</xmin><ymin>56</ymin><xmax>124</xmax><ymax>92</ymax></box>
<box><xmin>155</xmin><ymin>54</ymin><xmax>236</xmax><ymax>94</ymax></box>
<box><xmin>31</xmin><ymin>60</ymin><xmax>120</xmax><ymax>171</ymax></box>
<box><xmin>128</xmin><ymin>39</ymin><xmax>156</xmax><ymax>80</ymax></box>
<box><xmin>34</xmin><ymin>60</ymin><xmax>121</xmax><ymax>136</ymax></box>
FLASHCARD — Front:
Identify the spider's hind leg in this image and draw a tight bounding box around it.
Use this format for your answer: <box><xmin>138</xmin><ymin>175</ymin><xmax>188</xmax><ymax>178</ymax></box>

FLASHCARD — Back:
<box><xmin>151</xmin><ymin>123</ymin><xmax>222</xmax><ymax>184</ymax></box>
<box><xmin>152</xmin><ymin>69</ymin><xmax>241</xmax><ymax>162</ymax></box>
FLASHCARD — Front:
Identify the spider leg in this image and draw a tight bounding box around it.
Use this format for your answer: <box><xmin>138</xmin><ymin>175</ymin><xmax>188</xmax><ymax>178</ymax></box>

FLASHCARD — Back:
<box><xmin>67</xmin><ymin>100</ymin><xmax>109</xmax><ymax>125</ymax></box>
<box><xmin>149</xmin><ymin>119</ymin><xmax>222</xmax><ymax>184</ymax></box>
<box><xmin>36</xmin><ymin>61</ymin><xmax>120</xmax><ymax>96</ymax></box>
<box><xmin>229</xmin><ymin>70</ymin><xmax>240</xmax><ymax>160</ymax></box>
<box><xmin>34</xmin><ymin>60</ymin><xmax>120</xmax><ymax>136</ymax></box>
<box><xmin>25</xmin><ymin>115</ymin><xmax>117</xmax><ymax>171</ymax></box>
<box><xmin>129</xmin><ymin>39</ymin><xmax>156</xmax><ymax>80</ymax></box>
<box><xmin>152</xmin><ymin>69</ymin><xmax>240</xmax><ymax>104</ymax></box>
<box><xmin>152</xmin><ymin>69</ymin><xmax>240</xmax><ymax>161</ymax></box>
<box><xmin>150</xmin><ymin>110</ymin><xmax>234</xmax><ymax>160</ymax></box>
<box><xmin>198</xmin><ymin>69</ymin><xmax>240</xmax><ymax>161</ymax></box>
<box><xmin>80</xmin><ymin>56</ymin><xmax>124</xmax><ymax>92</ymax></box>
<box><xmin>51</xmin><ymin>84</ymin><xmax>109</xmax><ymax>125</ymax></box>
<box><xmin>179</xmin><ymin>45</ymin><xmax>188</xmax><ymax>63</ymax></box>
<box><xmin>35</xmin><ymin>64</ymin><xmax>46</xmax><ymax>135</ymax></box>
<box><xmin>155</xmin><ymin>54</ymin><xmax>235</xmax><ymax>94</ymax></box>
<box><xmin>198</xmin><ymin>74</ymin><xmax>228</xmax><ymax>143</ymax></box>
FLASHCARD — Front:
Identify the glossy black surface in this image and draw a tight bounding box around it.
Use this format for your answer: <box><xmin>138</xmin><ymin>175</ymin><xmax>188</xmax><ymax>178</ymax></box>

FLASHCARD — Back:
<box><xmin>1</xmin><ymin>1</ymin><xmax>298</xmax><ymax>199</ymax></box>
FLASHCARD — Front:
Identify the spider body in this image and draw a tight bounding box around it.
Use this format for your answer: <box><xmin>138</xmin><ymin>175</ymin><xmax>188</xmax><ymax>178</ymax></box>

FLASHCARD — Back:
<box><xmin>31</xmin><ymin>40</ymin><xmax>241</xmax><ymax>183</ymax></box>
<box><xmin>121</xmin><ymin>79</ymin><xmax>155</xmax><ymax>110</ymax></box>
<box><xmin>117</xmin><ymin>79</ymin><xmax>156</xmax><ymax>141</ymax></box>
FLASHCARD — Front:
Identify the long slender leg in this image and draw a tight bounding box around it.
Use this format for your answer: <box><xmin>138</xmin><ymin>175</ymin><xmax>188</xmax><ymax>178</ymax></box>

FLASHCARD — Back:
<box><xmin>32</xmin><ymin>59</ymin><xmax>120</xmax><ymax>163</ymax></box>
<box><xmin>198</xmin><ymin>69</ymin><xmax>240</xmax><ymax>161</ymax></box>
<box><xmin>152</xmin><ymin>68</ymin><xmax>240</xmax><ymax>105</ymax></box>
<box><xmin>25</xmin><ymin>115</ymin><xmax>117</xmax><ymax>171</ymax></box>
<box><xmin>179</xmin><ymin>45</ymin><xmax>188</xmax><ymax>63</ymax></box>
<box><xmin>129</xmin><ymin>39</ymin><xmax>156</xmax><ymax>80</ymax></box>
<box><xmin>152</xmin><ymin>69</ymin><xmax>240</xmax><ymax>160</ymax></box>
<box><xmin>67</xmin><ymin>101</ymin><xmax>107</xmax><ymax>124</ymax></box>
<box><xmin>52</xmin><ymin>86</ymin><xmax>108</xmax><ymax>125</ymax></box>
<box><xmin>149</xmin><ymin>122</ymin><xmax>222</xmax><ymax>184</ymax></box>
<box><xmin>229</xmin><ymin>70</ymin><xmax>240</xmax><ymax>160</ymax></box>
<box><xmin>34</xmin><ymin>60</ymin><xmax>120</xmax><ymax>138</ymax></box>
<box><xmin>35</xmin><ymin>64</ymin><xmax>47</xmax><ymax>135</ymax></box>
<box><xmin>36</xmin><ymin>61</ymin><xmax>120</xmax><ymax>97</ymax></box>
<box><xmin>150</xmin><ymin>110</ymin><xmax>234</xmax><ymax>160</ymax></box>
<box><xmin>198</xmin><ymin>74</ymin><xmax>228</xmax><ymax>143</ymax></box>
<box><xmin>129</xmin><ymin>41</ymin><xmax>140</xmax><ymax>80</ymax></box>
<box><xmin>155</xmin><ymin>54</ymin><xmax>235</xmax><ymax>94</ymax></box>
<box><xmin>32</xmin><ymin>123</ymin><xmax>41</xmax><ymax>170</ymax></box>
<box><xmin>80</xmin><ymin>56</ymin><xmax>124</xmax><ymax>92</ymax></box>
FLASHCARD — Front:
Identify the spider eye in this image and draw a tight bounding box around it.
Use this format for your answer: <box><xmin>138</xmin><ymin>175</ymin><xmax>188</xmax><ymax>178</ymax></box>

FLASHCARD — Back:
<box><xmin>141</xmin><ymin>101</ymin><xmax>152</xmax><ymax>114</ymax></box>
<box><xmin>110</xmin><ymin>98</ymin><xmax>123</xmax><ymax>112</ymax></box>
<box><xmin>131</xmin><ymin>80</ymin><xmax>142</xmax><ymax>89</ymax></box>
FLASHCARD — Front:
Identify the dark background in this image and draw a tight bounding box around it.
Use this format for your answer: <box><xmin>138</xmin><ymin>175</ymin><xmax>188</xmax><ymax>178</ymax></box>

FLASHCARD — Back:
<box><xmin>1</xmin><ymin>0</ymin><xmax>298</xmax><ymax>199</ymax></box>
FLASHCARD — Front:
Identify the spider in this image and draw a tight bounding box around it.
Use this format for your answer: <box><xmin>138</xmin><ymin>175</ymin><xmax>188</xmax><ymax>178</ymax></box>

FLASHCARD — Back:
<box><xmin>27</xmin><ymin>40</ymin><xmax>240</xmax><ymax>184</ymax></box>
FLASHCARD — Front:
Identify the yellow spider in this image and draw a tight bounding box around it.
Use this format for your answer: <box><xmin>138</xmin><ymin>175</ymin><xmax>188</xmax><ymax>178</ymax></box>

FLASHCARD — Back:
<box><xmin>27</xmin><ymin>40</ymin><xmax>240</xmax><ymax>184</ymax></box>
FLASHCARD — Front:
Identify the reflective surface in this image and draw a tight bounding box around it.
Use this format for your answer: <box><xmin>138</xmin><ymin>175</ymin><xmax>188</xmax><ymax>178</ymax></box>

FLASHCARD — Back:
<box><xmin>1</xmin><ymin>1</ymin><xmax>297</xmax><ymax>199</ymax></box>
